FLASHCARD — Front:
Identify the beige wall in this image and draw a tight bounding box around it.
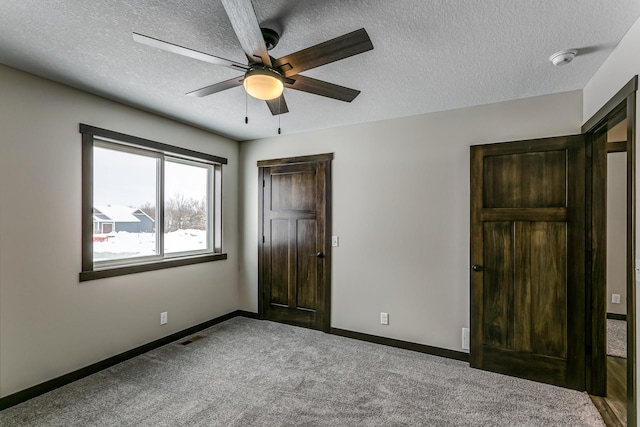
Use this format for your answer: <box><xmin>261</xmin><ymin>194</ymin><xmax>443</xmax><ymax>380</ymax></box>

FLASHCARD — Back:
<box><xmin>583</xmin><ymin>15</ymin><xmax>640</xmax><ymax>123</ymax></box>
<box><xmin>607</xmin><ymin>152</ymin><xmax>627</xmax><ymax>315</ymax></box>
<box><xmin>0</xmin><ymin>65</ymin><xmax>240</xmax><ymax>397</ymax></box>
<box><xmin>239</xmin><ymin>90</ymin><xmax>583</xmax><ymax>352</ymax></box>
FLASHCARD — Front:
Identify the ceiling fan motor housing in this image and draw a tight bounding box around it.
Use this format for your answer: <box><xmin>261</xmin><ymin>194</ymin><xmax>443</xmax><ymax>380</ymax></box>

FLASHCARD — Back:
<box><xmin>261</xmin><ymin>28</ymin><xmax>280</xmax><ymax>50</ymax></box>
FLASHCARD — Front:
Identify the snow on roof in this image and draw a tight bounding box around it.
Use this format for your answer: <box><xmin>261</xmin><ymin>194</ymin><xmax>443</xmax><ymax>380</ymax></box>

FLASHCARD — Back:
<box><xmin>94</xmin><ymin>205</ymin><xmax>141</xmax><ymax>223</ymax></box>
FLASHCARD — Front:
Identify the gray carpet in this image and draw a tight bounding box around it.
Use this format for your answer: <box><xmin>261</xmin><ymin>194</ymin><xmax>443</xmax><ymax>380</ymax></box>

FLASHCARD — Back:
<box><xmin>0</xmin><ymin>317</ymin><xmax>604</xmax><ymax>426</ymax></box>
<box><xmin>607</xmin><ymin>318</ymin><xmax>627</xmax><ymax>358</ymax></box>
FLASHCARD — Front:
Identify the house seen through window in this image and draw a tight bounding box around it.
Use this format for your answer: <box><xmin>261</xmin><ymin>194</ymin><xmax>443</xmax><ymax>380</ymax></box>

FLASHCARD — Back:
<box><xmin>80</xmin><ymin>124</ymin><xmax>226</xmax><ymax>281</ymax></box>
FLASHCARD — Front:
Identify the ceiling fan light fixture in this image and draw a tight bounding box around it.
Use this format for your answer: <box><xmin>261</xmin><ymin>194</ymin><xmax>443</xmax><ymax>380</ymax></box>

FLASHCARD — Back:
<box><xmin>243</xmin><ymin>67</ymin><xmax>284</xmax><ymax>100</ymax></box>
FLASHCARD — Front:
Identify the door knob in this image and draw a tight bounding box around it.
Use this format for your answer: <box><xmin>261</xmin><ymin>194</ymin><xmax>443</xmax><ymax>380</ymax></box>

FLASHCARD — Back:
<box><xmin>309</xmin><ymin>252</ymin><xmax>323</xmax><ymax>258</ymax></box>
<box><xmin>471</xmin><ymin>264</ymin><xmax>488</xmax><ymax>272</ymax></box>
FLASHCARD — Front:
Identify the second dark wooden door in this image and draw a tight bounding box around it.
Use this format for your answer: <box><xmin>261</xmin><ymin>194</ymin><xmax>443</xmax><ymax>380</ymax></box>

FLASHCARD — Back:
<box><xmin>258</xmin><ymin>154</ymin><xmax>332</xmax><ymax>331</ymax></box>
<box><xmin>470</xmin><ymin>135</ymin><xmax>586</xmax><ymax>390</ymax></box>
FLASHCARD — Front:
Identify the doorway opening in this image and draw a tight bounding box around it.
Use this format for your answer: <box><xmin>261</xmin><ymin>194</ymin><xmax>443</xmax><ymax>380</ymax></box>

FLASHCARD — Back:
<box><xmin>605</xmin><ymin>119</ymin><xmax>628</xmax><ymax>425</ymax></box>
<box><xmin>584</xmin><ymin>76</ymin><xmax>637</xmax><ymax>427</ymax></box>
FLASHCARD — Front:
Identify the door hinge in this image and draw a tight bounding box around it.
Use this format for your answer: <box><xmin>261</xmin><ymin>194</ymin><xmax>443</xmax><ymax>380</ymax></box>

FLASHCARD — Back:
<box><xmin>262</xmin><ymin>235</ymin><xmax>265</xmax><ymax>244</ymax></box>
<box><xmin>262</xmin><ymin>179</ymin><xmax>265</xmax><ymax>187</ymax></box>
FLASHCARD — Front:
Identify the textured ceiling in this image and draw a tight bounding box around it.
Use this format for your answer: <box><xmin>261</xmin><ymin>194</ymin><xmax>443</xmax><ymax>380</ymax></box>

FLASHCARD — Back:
<box><xmin>1</xmin><ymin>0</ymin><xmax>639</xmax><ymax>141</ymax></box>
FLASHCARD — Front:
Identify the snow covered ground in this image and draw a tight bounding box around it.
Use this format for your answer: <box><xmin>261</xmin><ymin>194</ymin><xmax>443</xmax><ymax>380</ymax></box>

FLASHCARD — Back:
<box><xmin>94</xmin><ymin>229</ymin><xmax>207</xmax><ymax>261</ymax></box>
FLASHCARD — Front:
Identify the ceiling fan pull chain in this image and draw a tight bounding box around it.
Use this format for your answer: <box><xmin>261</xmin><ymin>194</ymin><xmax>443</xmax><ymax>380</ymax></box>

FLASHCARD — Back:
<box><xmin>245</xmin><ymin>91</ymin><xmax>249</xmax><ymax>124</ymax></box>
<box><xmin>278</xmin><ymin>96</ymin><xmax>282</xmax><ymax>134</ymax></box>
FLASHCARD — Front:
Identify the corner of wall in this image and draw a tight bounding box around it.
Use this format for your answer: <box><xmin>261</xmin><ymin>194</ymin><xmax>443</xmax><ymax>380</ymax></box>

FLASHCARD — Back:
<box><xmin>583</xmin><ymin>15</ymin><xmax>640</xmax><ymax>123</ymax></box>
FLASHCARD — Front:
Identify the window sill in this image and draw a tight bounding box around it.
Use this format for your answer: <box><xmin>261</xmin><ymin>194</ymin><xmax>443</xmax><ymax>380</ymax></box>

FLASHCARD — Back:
<box><xmin>79</xmin><ymin>253</ymin><xmax>227</xmax><ymax>282</ymax></box>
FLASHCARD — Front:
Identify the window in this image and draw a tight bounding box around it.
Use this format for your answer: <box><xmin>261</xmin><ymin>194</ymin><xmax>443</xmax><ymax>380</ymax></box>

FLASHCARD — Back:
<box><xmin>80</xmin><ymin>124</ymin><xmax>226</xmax><ymax>281</ymax></box>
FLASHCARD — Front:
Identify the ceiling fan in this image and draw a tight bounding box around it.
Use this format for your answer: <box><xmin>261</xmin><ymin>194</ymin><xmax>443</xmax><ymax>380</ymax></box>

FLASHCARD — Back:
<box><xmin>133</xmin><ymin>0</ymin><xmax>374</xmax><ymax>116</ymax></box>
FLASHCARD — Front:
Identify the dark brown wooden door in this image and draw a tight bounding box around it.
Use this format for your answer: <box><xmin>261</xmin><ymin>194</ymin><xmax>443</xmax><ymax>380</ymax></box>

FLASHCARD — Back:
<box><xmin>470</xmin><ymin>135</ymin><xmax>586</xmax><ymax>390</ymax></box>
<box><xmin>258</xmin><ymin>154</ymin><xmax>332</xmax><ymax>331</ymax></box>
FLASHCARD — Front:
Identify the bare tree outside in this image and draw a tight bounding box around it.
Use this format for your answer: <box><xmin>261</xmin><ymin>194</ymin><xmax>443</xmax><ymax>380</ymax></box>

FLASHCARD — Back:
<box><xmin>139</xmin><ymin>201</ymin><xmax>155</xmax><ymax>222</ymax></box>
<box><xmin>165</xmin><ymin>194</ymin><xmax>207</xmax><ymax>232</ymax></box>
<box><xmin>136</xmin><ymin>195</ymin><xmax>206</xmax><ymax>232</ymax></box>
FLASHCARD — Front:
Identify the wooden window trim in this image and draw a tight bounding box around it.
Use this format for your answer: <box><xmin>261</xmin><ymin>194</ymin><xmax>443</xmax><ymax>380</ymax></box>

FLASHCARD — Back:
<box><xmin>80</xmin><ymin>124</ymin><xmax>228</xmax><ymax>164</ymax></box>
<box><xmin>79</xmin><ymin>124</ymin><xmax>227</xmax><ymax>282</ymax></box>
<box><xmin>79</xmin><ymin>253</ymin><xmax>227</xmax><ymax>282</ymax></box>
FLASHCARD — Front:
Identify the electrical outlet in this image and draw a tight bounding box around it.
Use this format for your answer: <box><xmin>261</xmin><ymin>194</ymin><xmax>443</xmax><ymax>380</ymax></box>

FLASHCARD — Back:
<box><xmin>380</xmin><ymin>312</ymin><xmax>389</xmax><ymax>325</ymax></box>
<box><xmin>332</xmin><ymin>235</ymin><xmax>339</xmax><ymax>247</ymax></box>
<box><xmin>462</xmin><ymin>328</ymin><xmax>470</xmax><ymax>350</ymax></box>
<box><xmin>160</xmin><ymin>312</ymin><xmax>168</xmax><ymax>325</ymax></box>
<box><xmin>612</xmin><ymin>294</ymin><xmax>621</xmax><ymax>304</ymax></box>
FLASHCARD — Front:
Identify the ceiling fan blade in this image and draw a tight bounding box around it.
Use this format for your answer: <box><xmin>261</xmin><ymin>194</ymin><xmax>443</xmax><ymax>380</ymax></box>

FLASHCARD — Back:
<box><xmin>220</xmin><ymin>0</ymin><xmax>271</xmax><ymax>66</ymax></box>
<box><xmin>186</xmin><ymin>76</ymin><xmax>244</xmax><ymax>97</ymax></box>
<box><xmin>274</xmin><ymin>28</ymin><xmax>373</xmax><ymax>77</ymax></box>
<box><xmin>133</xmin><ymin>32</ymin><xmax>249</xmax><ymax>72</ymax></box>
<box><xmin>285</xmin><ymin>75</ymin><xmax>360</xmax><ymax>102</ymax></box>
<box><xmin>266</xmin><ymin>95</ymin><xmax>289</xmax><ymax>115</ymax></box>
